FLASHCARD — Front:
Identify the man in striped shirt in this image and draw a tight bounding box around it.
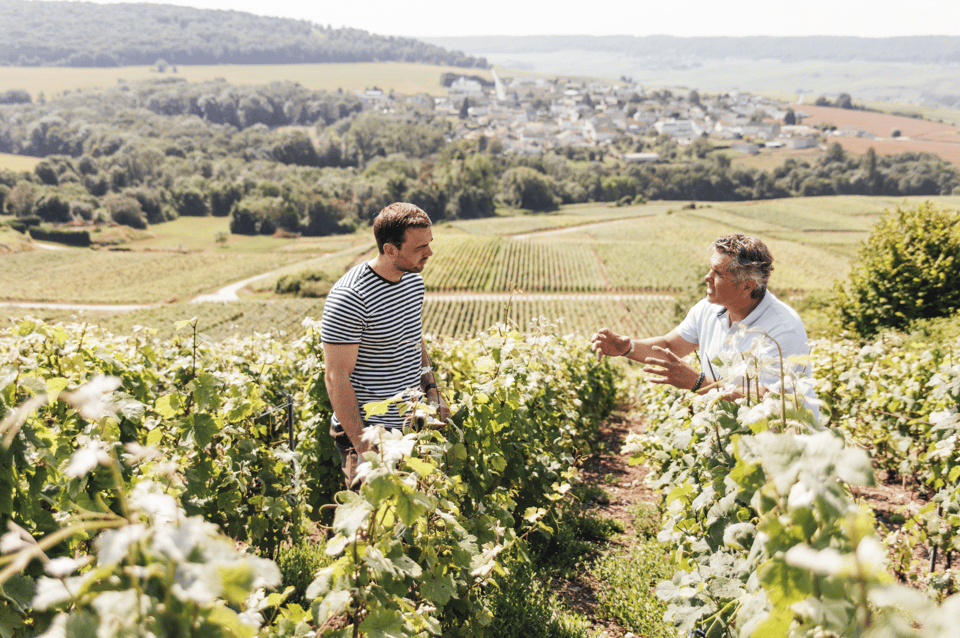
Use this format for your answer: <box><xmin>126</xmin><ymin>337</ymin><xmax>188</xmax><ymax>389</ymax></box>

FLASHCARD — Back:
<box><xmin>321</xmin><ymin>202</ymin><xmax>449</xmax><ymax>488</ymax></box>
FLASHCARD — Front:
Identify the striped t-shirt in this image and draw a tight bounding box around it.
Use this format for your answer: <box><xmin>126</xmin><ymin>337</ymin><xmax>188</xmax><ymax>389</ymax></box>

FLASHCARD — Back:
<box><xmin>321</xmin><ymin>262</ymin><xmax>425</xmax><ymax>430</ymax></box>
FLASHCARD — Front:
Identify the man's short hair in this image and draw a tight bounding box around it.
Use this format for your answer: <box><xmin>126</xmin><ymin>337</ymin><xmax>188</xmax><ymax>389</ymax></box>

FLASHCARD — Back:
<box><xmin>373</xmin><ymin>203</ymin><xmax>432</xmax><ymax>253</ymax></box>
<box><xmin>711</xmin><ymin>234</ymin><xmax>774</xmax><ymax>300</ymax></box>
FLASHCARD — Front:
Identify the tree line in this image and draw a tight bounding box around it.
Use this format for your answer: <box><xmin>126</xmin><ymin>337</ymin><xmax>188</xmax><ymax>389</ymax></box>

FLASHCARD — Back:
<box><xmin>0</xmin><ymin>0</ymin><xmax>487</xmax><ymax>68</ymax></box>
<box><xmin>1</xmin><ymin>78</ymin><xmax>959</xmax><ymax>239</ymax></box>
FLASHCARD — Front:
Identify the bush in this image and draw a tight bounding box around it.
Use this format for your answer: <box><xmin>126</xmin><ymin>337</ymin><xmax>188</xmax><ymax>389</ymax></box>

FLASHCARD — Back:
<box><xmin>6</xmin><ymin>182</ymin><xmax>38</xmax><ymax>217</ymax></box>
<box><xmin>124</xmin><ymin>187</ymin><xmax>165</xmax><ymax>224</ymax></box>
<box><xmin>275</xmin><ymin>538</ymin><xmax>332</xmax><ymax>608</ymax></box>
<box><xmin>28</xmin><ymin>225</ymin><xmax>91</xmax><ymax>247</ymax></box>
<box><xmin>230</xmin><ymin>195</ymin><xmax>297</xmax><ymax>235</ymax></box>
<box><xmin>175</xmin><ymin>187</ymin><xmax>210</xmax><ymax>217</ymax></box>
<box><xmin>834</xmin><ymin>201</ymin><xmax>960</xmax><ymax>338</ymax></box>
<box><xmin>33</xmin><ymin>192</ymin><xmax>72</xmax><ymax>223</ymax></box>
<box><xmin>499</xmin><ymin>166</ymin><xmax>561</xmax><ymax>212</ymax></box>
<box><xmin>70</xmin><ymin>201</ymin><xmax>94</xmax><ymax>221</ymax></box>
<box><xmin>275</xmin><ymin>271</ymin><xmax>337</xmax><ymax>298</ymax></box>
<box><xmin>6</xmin><ymin>215</ymin><xmax>42</xmax><ymax>233</ymax></box>
<box><xmin>482</xmin><ymin>563</ymin><xmax>594</xmax><ymax>638</ymax></box>
<box><xmin>104</xmin><ymin>193</ymin><xmax>147</xmax><ymax>229</ymax></box>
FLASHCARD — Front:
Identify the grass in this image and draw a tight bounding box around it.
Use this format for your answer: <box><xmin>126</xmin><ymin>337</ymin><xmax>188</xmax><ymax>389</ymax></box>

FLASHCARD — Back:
<box><xmin>592</xmin><ymin>540</ymin><xmax>679</xmax><ymax>637</ymax></box>
<box><xmin>0</xmin><ymin>250</ymin><xmax>305</xmax><ymax>304</ymax></box>
<box><xmin>439</xmin><ymin>202</ymin><xmax>660</xmax><ymax>236</ymax></box>
<box><xmin>0</xmin><ymin>152</ymin><xmax>42</xmax><ymax>172</ymax></box>
<box><xmin>0</xmin><ymin>225</ymin><xmax>30</xmax><ymax>248</ymax></box>
<box><xmin>860</xmin><ymin>101</ymin><xmax>960</xmax><ymax>129</ymax></box>
<box><xmin>0</xmin><ymin>62</ymin><xmax>496</xmax><ymax>100</ymax></box>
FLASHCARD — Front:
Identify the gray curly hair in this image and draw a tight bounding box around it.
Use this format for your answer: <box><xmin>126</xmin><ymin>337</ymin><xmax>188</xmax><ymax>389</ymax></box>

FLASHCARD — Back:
<box><xmin>711</xmin><ymin>234</ymin><xmax>774</xmax><ymax>300</ymax></box>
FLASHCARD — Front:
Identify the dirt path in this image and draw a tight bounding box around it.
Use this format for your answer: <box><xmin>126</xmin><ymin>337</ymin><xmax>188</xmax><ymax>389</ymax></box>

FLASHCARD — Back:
<box><xmin>553</xmin><ymin>408</ymin><xmax>658</xmax><ymax>636</ymax></box>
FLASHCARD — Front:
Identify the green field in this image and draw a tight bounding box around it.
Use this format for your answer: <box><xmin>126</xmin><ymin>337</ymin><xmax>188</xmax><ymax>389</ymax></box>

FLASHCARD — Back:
<box><xmin>0</xmin><ymin>152</ymin><xmax>42</xmax><ymax>172</ymax></box>
<box><xmin>5</xmin><ymin>195</ymin><xmax>959</xmax><ymax>340</ymax></box>
<box><xmin>0</xmin><ymin>249</ymin><xmax>305</xmax><ymax>304</ymax></box>
<box><xmin>440</xmin><ymin>203</ymin><xmax>662</xmax><ymax>236</ymax></box>
<box><xmin>0</xmin><ymin>62</ymin><xmax>496</xmax><ymax>100</ymax></box>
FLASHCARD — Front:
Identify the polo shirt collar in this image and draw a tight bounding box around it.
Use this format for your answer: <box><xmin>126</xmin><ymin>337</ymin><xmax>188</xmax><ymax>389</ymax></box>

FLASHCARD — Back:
<box><xmin>715</xmin><ymin>291</ymin><xmax>773</xmax><ymax>327</ymax></box>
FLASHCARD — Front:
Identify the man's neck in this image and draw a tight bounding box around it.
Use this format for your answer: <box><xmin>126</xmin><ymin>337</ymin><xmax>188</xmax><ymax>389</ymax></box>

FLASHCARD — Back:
<box><xmin>726</xmin><ymin>291</ymin><xmax>764</xmax><ymax>324</ymax></box>
<box><xmin>368</xmin><ymin>255</ymin><xmax>402</xmax><ymax>283</ymax></box>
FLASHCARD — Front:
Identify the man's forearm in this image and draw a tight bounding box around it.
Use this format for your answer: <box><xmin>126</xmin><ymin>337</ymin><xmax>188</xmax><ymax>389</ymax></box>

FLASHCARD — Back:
<box><xmin>325</xmin><ymin>375</ymin><xmax>369</xmax><ymax>453</ymax></box>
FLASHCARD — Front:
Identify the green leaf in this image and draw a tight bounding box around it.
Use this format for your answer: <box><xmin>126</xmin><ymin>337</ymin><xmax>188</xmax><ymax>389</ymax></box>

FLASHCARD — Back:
<box><xmin>0</xmin><ymin>601</ymin><xmax>25</xmax><ymax>638</ymax></box>
<box><xmin>363</xmin><ymin>547</ymin><xmax>399</xmax><ymax>578</ymax></box>
<box><xmin>333</xmin><ymin>492</ymin><xmax>373</xmax><ymax>536</ymax></box>
<box><xmin>395</xmin><ymin>490</ymin><xmax>432</xmax><ymax>527</ymax></box>
<box><xmin>206</xmin><ymin>605</ymin><xmax>257</xmax><ymax>638</ymax></box>
<box><xmin>64</xmin><ymin>610</ymin><xmax>99</xmax><ymax>638</ymax></box>
<box><xmin>359</xmin><ymin>605</ymin><xmax>407</xmax><ymax>638</ymax></box>
<box><xmin>311</xmin><ymin>590</ymin><xmax>351</xmax><ymax>625</ymax></box>
<box><xmin>758</xmin><ymin>559</ymin><xmax>812</xmax><ymax>616</ymax></box>
<box><xmin>175</xmin><ymin>317</ymin><xmax>198</xmax><ymax>331</ymax></box>
<box><xmin>363</xmin><ymin>394</ymin><xmax>402</xmax><ymax>419</ymax></box>
<box><xmin>146</xmin><ymin>427</ymin><xmax>164</xmax><ymax>447</ymax></box>
<box><xmin>219</xmin><ymin>563</ymin><xmax>255</xmax><ymax>606</ymax></box>
<box><xmin>421</xmin><ymin>570</ymin><xmax>457</xmax><ymax>605</ymax></box>
<box><xmin>0</xmin><ymin>574</ymin><xmax>35</xmax><ymax>613</ymax></box>
<box><xmin>523</xmin><ymin>507</ymin><xmax>546</xmax><ymax>523</ymax></box>
<box><xmin>949</xmin><ymin>465</ymin><xmax>960</xmax><ymax>483</ymax></box>
<box><xmin>191</xmin><ymin>373</ymin><xmax>221</xmax><ymax>412</ymax></box>
<box><xmin>404</xmin><ymin>457</ymin><xmax>435</xmax><ymax>477</ymax></box>
<box><xmin>187</xmin><ymin>413</ymin><xmax>218</xmax><ymax>449</ymax></box>
<box><xmin>155</xmin><ymin>393</ymin><xmax>179</xmax><ymax>419</ymax></box>
<box><xmin>45</xmin><ymin>377</ymin><xmax>70</xmax><ymax>397</ymax></box>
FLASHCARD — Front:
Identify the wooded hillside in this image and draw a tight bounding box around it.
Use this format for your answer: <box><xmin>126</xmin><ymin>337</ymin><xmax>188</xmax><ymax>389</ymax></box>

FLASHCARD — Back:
<box><xmin>0</xmin><ymin>0</ymin><xmax>488</xmax><ymax>68</ymax></box>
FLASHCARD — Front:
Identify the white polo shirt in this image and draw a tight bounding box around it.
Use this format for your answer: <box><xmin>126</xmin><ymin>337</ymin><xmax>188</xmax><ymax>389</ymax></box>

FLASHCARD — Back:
<box><xmin>676</xmin><ymin>291</ymin><xmax>820</xmax><ymax>423</ymax></box>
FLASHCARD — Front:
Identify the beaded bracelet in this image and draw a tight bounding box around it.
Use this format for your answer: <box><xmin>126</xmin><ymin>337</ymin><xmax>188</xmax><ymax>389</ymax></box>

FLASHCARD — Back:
<box><xmin>691</xmin><ymin>372</ymin><xmax>706</xmax><ymax>393</ymax></box>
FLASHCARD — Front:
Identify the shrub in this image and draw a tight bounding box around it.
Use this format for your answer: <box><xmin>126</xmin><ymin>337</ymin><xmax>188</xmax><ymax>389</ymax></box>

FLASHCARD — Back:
<box><xmin>499</xmin><ymin>167</ymin><xmax>561</xmax><ymax>212</ymax></box>
<box><xmin>33</xmin><ymin>192</ymin><xmax>72</xmax><ymax>223</ymax></box>
<box><xmin>6</xmin><ymin>182</ymin><xmax>38</xmax><ymax>216</ymax></box>
<box><xmin>123</xmin><ymin>187</ymin><xmax>165</xmax><ymax>224</ymax></box>
<box><xmin>175</xmin><ymin>187</ymin><xmax>210</xmax><ymax>217</ymax></box>
<box><xmin>34</xmin><ymin>160</ymin><xmax>59</xmax><ymax>186</ymax></box>
<box><xmin>275</xmin><ymin>271</ymin><xmax>337</xmax><ymax>298</ymax></box>
<box><xmin>28</xmin><ymin>225</ymin><xmax>91</xmax><ymax>247</ymax></box>
<box><xmin>834</xmin><ymin>201</ymin><xmax>960</xmax><ymax>338</ymax></box>
<box><xmin>275</xmin><ymin>538</ymin><xmax>332</xmax><ymax>608</ymax></box>
<box><xmin>6</xmin><ymin>215</ymin><xmax>42</xmax><ymax>233</ymax></box>
<box><xmin>230</xmin><ymin>195</ymin><xmax>297</xmax><ymax>235</ymax></box>
<box><xmin>70</xmin><ymin>201</ymin><xmax>94</xmax><ymax>221</ymax></box>
<box><xmin>104</xmin><ymin>193</ymin><xmax>147</xmax><ymax>229</ymax></box>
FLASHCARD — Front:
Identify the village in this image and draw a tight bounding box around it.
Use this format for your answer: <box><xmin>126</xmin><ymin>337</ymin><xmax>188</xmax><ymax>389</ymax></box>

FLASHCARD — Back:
<box><xmin>359</xmin><ymin>72</ymin><xmax>849</xmax><ymax>158</ymax></box>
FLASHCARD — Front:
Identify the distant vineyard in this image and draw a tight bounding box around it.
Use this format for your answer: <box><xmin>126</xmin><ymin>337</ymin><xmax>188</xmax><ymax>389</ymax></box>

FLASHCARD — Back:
<box><xmin>423</xmin><ymin>237</ymin><xmax>607</xmax><ymax>292</ymax></box>
<box><xmin>422</xmin><ymin>294</ymin><xmax>676</xmax><ymax>340</ymax></box>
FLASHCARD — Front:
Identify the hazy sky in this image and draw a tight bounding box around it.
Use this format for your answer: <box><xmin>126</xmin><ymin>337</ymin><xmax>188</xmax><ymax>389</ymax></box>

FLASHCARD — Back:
<box><xmin>38</xmin><ymin>0</ymin><xmax>960</xmax><ymax>38</ymax></box>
